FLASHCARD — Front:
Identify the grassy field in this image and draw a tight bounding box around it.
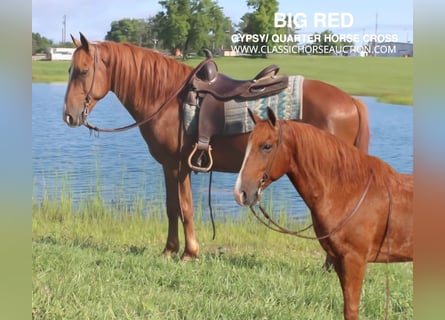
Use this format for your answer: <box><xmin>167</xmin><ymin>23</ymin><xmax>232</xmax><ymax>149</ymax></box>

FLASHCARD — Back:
<box><xmin>32</xmin><ymin>61</ymin><xmax>70</xmax><ymax>83</ymax></box>
<box><xmin>32</xmin><ymin>55</ymin><xmax>412</xmax><ymax>105</ymax></box>
<box><xmin>32</xmin><ymin>193</ymin><xmax>413</xmax><ymax>319</ymax></box>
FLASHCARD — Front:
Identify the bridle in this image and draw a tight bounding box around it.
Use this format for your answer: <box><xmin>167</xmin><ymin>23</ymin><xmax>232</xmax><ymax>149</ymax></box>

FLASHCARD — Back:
<box><xmin>80</xmin><ymin>44</ymin><xmax>99</xmax><ymax>127</ymax></box>
<box><xmin>257</xmin><ymin>119</ymin><xmax>283</xmax><ymax>196</ymax></box>
<box><xmin>248</xmin><ymin>119</ymin><xmax>373</xmax><ymax>240</ymax></box>
<box><xmin>78</xmin><ymin>45</ymin><xmax>215</xmax><ymax>133</ymax></box>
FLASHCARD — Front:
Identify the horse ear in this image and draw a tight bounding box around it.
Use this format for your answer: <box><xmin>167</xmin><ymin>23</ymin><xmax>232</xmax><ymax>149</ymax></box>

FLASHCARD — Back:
<box><xmin>248</xmin><ymin>108</ymin><xmax>261</xmax><ymax>125</ymax></box>
<box><xmin>71</xmin><ymin>34</ymin><xmax>81</xmax><ymax>48</ymax></box>
<box><xmin>266</xmin><ymin>107</ymin><xmax>277</xmax><ymax>127</ymax></box>
<box><xmin>79</xmin><ymin>32</ymin><xmax>90</xmax><ymax>52</ymax></box>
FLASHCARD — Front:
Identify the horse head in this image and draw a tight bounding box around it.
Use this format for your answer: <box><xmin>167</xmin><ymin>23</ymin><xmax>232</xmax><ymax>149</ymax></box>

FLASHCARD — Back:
<box><xmin>63</xmin><ymin>33</ymin><xmax>110</xmax><ymax>127</ymax></box>
<box><xmin>234</xmin><ymin>107</ymin><xmax>288</xmax><ymax>206</ymax></box>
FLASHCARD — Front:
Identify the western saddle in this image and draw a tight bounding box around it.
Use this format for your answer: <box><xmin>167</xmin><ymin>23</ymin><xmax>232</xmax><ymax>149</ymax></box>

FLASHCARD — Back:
<box><xmin>185</xmin><ymin>50</ymin><xmax>289</xmax><ymax>172</ymax></box>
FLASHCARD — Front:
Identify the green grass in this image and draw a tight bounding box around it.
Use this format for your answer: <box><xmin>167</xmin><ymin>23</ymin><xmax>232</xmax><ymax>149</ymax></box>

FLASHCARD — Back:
<box><xmin>32</xmin><ymin>193</ymin><xmax>413</xmax><ymax>319</ymax></box>
<box><xmin>32</xmin><ymin>55</ymin><xmax>412</xmax><ymax>105</ymax></box>
<box><xmin>32</xmin><ymin>61</ymin><xmax>70</xmax><ymax>83</ymax></box>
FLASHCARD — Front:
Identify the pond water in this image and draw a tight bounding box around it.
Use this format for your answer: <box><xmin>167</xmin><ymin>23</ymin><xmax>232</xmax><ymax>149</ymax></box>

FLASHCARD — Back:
<box><xmin>32</xmin><ymin>83</ymin><xmax>412</xmax><ymax>219</ymax></box>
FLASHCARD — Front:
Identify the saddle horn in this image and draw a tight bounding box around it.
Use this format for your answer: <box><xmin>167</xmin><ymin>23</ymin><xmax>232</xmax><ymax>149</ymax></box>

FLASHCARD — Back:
<box><xmin>203</xmin><ymin>48</ymin><xmax>213</xmax><ymax>59</ymax></box>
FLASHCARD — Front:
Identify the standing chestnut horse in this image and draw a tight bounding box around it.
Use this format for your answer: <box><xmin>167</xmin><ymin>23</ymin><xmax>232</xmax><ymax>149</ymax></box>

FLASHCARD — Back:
<box><xmin>234</xmin><ymin>108</ymin><xmax>413</xmax><ymax>320</ymax></box>
<box><xmin>63</xmin><ymin>33</ymin><xmax>369</xmax><ymax>260</ymax></box>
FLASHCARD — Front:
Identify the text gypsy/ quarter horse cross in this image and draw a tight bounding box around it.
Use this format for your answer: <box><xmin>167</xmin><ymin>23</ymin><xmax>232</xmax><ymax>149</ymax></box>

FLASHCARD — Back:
<box><xmin>63</xmin><ymin>33</ymin><xmax>370</xmax><ymax>260</ymax></box>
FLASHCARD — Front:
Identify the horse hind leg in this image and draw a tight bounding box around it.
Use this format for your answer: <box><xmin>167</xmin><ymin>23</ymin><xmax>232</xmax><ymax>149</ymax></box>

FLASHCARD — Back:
<box><xmin>352</xmin><ymin>97</ymin><xmax>370</xmax><ymax>153</ymax></box>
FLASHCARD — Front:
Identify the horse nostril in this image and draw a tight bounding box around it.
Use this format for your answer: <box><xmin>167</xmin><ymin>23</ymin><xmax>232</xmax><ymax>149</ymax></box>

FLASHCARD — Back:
<box><xmin>241</xmin><ymin>191</ymin><xmax>248</xmax><ymax>206</ymax></box>
<box><xmin>65</xmin><ymin>113</ymin><xmax>73</xmax><ymax>125</ymax></box>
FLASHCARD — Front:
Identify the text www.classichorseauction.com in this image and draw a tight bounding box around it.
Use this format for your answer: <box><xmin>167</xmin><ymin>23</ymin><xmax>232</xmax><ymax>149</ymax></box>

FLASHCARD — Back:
<box><xmin>231</xmin><ymin>12</ymin><xmax>399</xmax><ymax>55</ymax></box>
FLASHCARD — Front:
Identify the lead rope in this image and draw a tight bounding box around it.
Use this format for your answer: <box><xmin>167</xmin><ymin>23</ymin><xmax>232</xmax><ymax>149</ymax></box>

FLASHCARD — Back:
<box><xmin>250</xmin><ymin>173</ymin><xmax>372</xmax><ymax>240</ymax></box>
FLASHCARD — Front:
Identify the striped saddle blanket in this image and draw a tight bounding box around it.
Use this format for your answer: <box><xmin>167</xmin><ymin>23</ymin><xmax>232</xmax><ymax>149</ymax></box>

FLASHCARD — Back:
<box><xmin>183</xmin><ymin>75</ymin><xmax>304</xmax><ymax>136</ymax></box>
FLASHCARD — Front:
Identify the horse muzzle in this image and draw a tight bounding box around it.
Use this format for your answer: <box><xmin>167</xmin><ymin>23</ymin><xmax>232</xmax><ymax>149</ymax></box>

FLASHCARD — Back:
<box><xmin>234</xmin><ymin>187</ymin><xmax>261</xmax><ymax>207</ymax></box>
<box><xmin>63</xmin><ymin>105</ymin><xmax>88</xmax><ymax>128</ymax></box>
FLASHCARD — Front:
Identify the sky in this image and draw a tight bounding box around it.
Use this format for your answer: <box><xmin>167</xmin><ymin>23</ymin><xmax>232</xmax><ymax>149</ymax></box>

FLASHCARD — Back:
<box><xmin>32</xmin><ymin>0</ymin><xmax>413</xmax><ymax>44</ymax></box>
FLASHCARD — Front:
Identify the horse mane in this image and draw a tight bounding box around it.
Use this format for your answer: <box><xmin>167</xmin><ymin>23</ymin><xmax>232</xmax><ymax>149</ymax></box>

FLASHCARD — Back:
<box><xmin>285</xmin><ymin>121</ymin><xmax>399</xmax><ymax>191</ymax></box>
<box><xmin>98</xmin><ymin>41</ymin><xmax>192</xmax><ymax>112</ymax></box>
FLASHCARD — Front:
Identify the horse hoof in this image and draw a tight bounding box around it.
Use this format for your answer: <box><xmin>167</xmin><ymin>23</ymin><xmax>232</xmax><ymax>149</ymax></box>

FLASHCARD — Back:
<box><xmin>162</xmin><ymin>248</ymin><xmax>178</xmax><ymax>258</ymax></box>
<box><xmin>181</xmin><ymin>254</ymin><xmax>198</xmax><ymax>262</ymax></box>
<box><xmin>322</xmin><ymin>261</ymin><xmax>333</xmax><ymax>272</ymax></box>
<box><xmin>181</xmin><ymin>252</ymin><xmax>199</xmax><ymax>262</ymax></box>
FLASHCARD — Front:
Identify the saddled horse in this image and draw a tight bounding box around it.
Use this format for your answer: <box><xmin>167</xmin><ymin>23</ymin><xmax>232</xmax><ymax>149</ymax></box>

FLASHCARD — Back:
<box><xmin>234</xmin><ymin>107</ymin><xmax>413</xmax><ymax>320</ymax></box>
<box><xmin>63</xmin><ymin>33</ymin><xmax>370</xmax><ymax>260</ymax></box>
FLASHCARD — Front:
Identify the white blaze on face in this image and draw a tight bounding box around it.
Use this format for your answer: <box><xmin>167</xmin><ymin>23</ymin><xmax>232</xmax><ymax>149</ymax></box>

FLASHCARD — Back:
<box><xmin>234</xmin><ymin>140</ymin><xmax>253</xmax><ymax>201</ymax></box>
<box><xmin>63</xmin><ymin>64</ymin><xmax>75</xmax><ymax>118</ymax></box>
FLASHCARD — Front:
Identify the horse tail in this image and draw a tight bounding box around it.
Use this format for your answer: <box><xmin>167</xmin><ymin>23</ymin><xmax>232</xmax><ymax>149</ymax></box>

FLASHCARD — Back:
<box><xmin>352</xmin><ymin>97</ymin><xmax>370</xmax><ymax>153</ymax></box>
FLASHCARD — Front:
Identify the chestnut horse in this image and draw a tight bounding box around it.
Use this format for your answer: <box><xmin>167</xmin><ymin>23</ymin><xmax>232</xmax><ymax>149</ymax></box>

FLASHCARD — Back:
<box><xmin>234</xmin><ymin>108</ymin><xmax>412</xmax><ymax>320</ymax></box>
<box><xmin>63</xmin><ymin>33</ymin><xmax>370</xmax><ymax>260</ymax></box>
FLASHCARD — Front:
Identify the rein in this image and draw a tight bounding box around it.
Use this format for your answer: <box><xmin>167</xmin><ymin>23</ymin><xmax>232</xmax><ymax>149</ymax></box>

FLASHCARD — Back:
<box><xmin>248</xmin><ymin>120</ymin><xmax>373</xmax><ymax>240</ymax></box>
<box><xmin>81</xmin><ymin>46</ymin><xmax>215</xmax><ymax>133</ymax></box>
<box><xmin>250</xmin><ymin>174</ymin><xmax>372</xmax><ymax>240</ymax></box>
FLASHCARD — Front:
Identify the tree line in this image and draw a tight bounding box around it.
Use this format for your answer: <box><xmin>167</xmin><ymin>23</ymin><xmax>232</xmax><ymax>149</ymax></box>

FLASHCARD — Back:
<box><xmin>33</xmin><ymin>0</ymin><xmax>355</xmax><ymax>57</ymax></box>
<box><xmin>102</xmin><ymin>0</ymin><xmax>283</xmax><ymax>57</ymax></box>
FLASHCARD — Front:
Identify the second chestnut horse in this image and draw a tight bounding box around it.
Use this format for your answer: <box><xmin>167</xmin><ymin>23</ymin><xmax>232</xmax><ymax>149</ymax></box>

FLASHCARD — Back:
<box><xmin>234</xmin><ymin>107</ymin><xmax>413</xmax><ymax>320</ymax></box>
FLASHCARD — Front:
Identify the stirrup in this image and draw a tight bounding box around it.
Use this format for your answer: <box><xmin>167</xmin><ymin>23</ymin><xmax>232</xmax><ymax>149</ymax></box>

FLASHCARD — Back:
<box><xmin>188</xmin><ymin>144</ymin><xmax>214</xmax><ymax>173</ymax></box>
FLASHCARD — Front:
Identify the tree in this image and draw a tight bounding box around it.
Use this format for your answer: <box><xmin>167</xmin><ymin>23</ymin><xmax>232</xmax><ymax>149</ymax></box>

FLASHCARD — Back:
<box><xmin>105</xmin><ymin>18</ymin><xmax>149</xmax><ymax>46</ymax></box>
<box><xmin>146</xmin><ymin>14</ymin><xmax>164</xmax><ymax>49</ymax></box>
<box><xmin>158</xmin><ymin>0</ymin><xmax>233</xmax><ymax>57</ymax></box>
<box><xmin>158</xmin><ymin>0</ymin><xmax>190</xmax><ymax>51</ymax></box>
<box><xmin>32</xmin><ymin>33</ymin><xmax>53</xmax><ymax>55</ymax></box>
<box><xmin>208</xmin><ymin>4</ymin><xmax>233</xmax><ymax>51</ymax></box>
<box><xmin>241</xmin><ymin>0</ymin><xmax>284</xmax><ymax>57</ymax></box>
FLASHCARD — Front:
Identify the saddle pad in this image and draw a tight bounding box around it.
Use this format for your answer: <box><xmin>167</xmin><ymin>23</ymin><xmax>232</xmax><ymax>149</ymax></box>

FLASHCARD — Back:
<box><xmin>183</xmin><ymin>75</ymin><xmax>304</xmax><ymax>136</ymax></box>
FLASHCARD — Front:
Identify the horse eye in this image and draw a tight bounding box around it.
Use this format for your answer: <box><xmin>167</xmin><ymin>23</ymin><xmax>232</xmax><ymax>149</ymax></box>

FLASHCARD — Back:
<box><xmin>261</xmin><ymin>144</ymin><xmax>272</xmax><ymax>152</ymax></box>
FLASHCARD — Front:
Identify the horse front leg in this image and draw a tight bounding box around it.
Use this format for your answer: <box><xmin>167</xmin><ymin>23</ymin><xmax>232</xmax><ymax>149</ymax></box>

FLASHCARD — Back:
<box><xmin>332</xmin><ymin>254</ymin><xmax>367</xmax><ymax>320</ymax></box>
<box><xmin>162</xmin><ymin>165</ymin><xmax>199</xmax><ymax>260</ymax></box>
